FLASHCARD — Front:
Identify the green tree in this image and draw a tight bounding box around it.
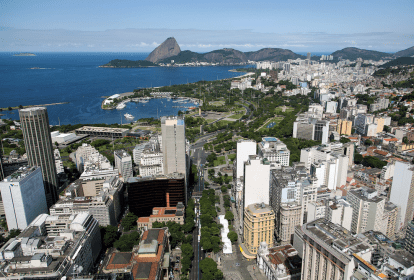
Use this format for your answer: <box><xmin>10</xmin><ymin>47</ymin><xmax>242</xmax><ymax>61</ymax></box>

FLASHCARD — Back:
<box><xmin>8</xmin><ymin>229</ymin><xmax>21</xmax><ymax>239</ymax></box>
<box><xmin>8</xmin><ymin>107</ymin><xmax>12</xmax><ymax>111</ymax></box>
<box><xmin>364</xmin><ymin>139</ymin><xmax>373</xmax><ymax>146</ymax></box>
<box><xmin>181</xmin><ymin>243</ymin><xmax>194</xmax><ymax>259</ymax></box>
<box><xmin>225</xmin><ymin>211</ymin><xmax>234</xmax><ymax>221</ymax></box>
<box><xmin>227</xmin><ymin>231</ymin><xmax>238</xmax><ymax>243</ymax></box>
<box><xmin>103</xmin><ymin>225</ymin><xmax>119</xmax><ymax>248</ymax></box>
<box><xmin>114</xmin><ymin>231</ymin><xmax>140</xmax><ymax>252</ymax></box>
<box><xmin>340</xmin><ymin>137</ymin><xmax>351</xmax><ymax>144</ymax></box>
<box><xmin>121</xmin><ymin>212</ymin><xmax>138</xmax><ymax>231</ymax></box>
<box><xmin>221</xmin><ymin>186</ymin><xmax>227</xmax><ymax>193</ymax></box>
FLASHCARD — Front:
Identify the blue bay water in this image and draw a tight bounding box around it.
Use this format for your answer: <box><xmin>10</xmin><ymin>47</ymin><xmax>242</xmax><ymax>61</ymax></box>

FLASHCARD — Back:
<box><xmin>0</xmin><ymin>52</ymin><xmax>248</xmax><ymax>125</ymax></box>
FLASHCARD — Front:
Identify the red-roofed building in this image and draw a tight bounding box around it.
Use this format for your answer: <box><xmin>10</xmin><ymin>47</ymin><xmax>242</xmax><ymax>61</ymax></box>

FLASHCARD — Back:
<box><xmin>137</xmin><ymin>204</ymin><xmax>185</xmax><ymax>231</ymax></box>
<box><xmin>103</xmin><ymin>228</ymin><xmax>170</xmax><ymax>280</ymax></box>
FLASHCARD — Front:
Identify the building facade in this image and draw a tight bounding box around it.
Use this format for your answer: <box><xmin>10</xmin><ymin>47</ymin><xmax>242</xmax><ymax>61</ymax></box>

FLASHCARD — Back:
<box><xmin>243</xmin><ymin>203</ymin><xmax>275</xmax><ymax>255</ymax></box>
<box><xmin>161</xmin><ymin>116</ymin><xmax>186</xmax><ymax>177</ymax></box>
<box><xmin>114</xmin><ymin>149</ymin><xmax>133</xmax><ymax>180</ymax></box>
<box><xmin>0</xmin><ymin>167</ymin><xmax>48</xmax><ymax>230</ymax></box>
<box><xmin>19</xmin><ymin>107</ymin><xmax>58</xmax><ymax>207</ymax></box>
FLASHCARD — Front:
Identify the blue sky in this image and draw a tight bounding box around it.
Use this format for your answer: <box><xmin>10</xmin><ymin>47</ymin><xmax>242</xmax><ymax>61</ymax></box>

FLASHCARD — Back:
<box><xmin>1</xmin><ymin>0</ymin><xmax>413</xmax><ymax>52</ymax></box>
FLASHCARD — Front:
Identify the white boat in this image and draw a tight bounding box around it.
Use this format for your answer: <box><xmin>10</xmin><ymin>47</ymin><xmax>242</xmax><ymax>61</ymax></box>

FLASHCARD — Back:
<box><xmin>116</xmin><ymin>103</ymin><xmax>126</xmax><ymax>110</ymax></box>
<box><xmin>124</xmin><ymin>113</ymin><xmax>134</xmax><ymax>119</ymax></box>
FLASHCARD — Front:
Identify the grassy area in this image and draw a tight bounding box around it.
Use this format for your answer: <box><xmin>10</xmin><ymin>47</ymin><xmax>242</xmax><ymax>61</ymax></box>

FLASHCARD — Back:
<box><xmin>133</xmin><ymin>126</ymin><xmax>161</xmax><ymax>132</ymax></box>
<box><xmin>60</xmin><ymin>150</ymin><xmax>70</xmax><ymax>157</ymax></box>
<box><xmin>258</xmin><ymin>117</ymin><xmax>284</xmax><ymax>132</ymax></box>
<box><xmin>228</xmin><ymin>154</ymin><xmax>236</xmax><ymax>161</ymax></box>
<box><xmin>228</xmin><ymin>113</ymin><xmax>244</xmax><ymax>119</ymax></box>
<box><xmin>209</xmin><ymin>100</ymin><xmax>225</xmax><ymax>106</ymax></box>
<box><xmin>1</xmin><ymin>147</ymin><xmax>14</xmax><ymax>155</ymax></box>
<box><xmin>213</xmin><ymin>156</ymin><xmax>226</xmax><ymax>167</ymax></box>
<box><xmin>215</xmin><ymin>120</ymin><xmax>233</xmax><ymax>126</ymax></box>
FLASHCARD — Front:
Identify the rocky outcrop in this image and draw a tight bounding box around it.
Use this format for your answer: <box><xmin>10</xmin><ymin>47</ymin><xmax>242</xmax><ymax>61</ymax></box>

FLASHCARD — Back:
<box><xmin>145</xmin><ymin>37</ymin><xmax>181</xmax><ymax>63</ymax></box>
<box><xmin>203</xmin><ymin>49</ymin><xmax>248</xmax><ymax>64</ymax></box>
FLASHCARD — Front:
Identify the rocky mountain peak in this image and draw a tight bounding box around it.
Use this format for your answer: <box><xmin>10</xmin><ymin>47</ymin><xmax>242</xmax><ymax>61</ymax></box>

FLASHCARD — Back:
<box><xmin>145</xmin><ymin>37</ymin><xmax>181</xmax><ymax>63</ymax></box>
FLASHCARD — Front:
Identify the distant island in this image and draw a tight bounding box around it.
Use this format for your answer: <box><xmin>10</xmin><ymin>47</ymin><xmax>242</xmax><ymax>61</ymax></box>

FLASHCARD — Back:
<box><xmin>99</xmin><ymin>59</ymin><xmax>157</xmax><ymax>68</ymax></box>
<box><xmin>100</xmin><ymin>37</ymin><xmax>414</xmax><ymax>67</ymax></box>
<box><xmin>13</xmin><ymin>53</ymin><xmax>36</xmax><ymax>56</ymax></box>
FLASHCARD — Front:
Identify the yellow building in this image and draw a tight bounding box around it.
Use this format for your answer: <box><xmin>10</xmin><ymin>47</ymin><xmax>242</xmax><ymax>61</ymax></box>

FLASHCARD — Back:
<box><xmin>337</xmin><ymin>119</ymin><xmax>352</xmax><ymax>135</ymax></box>
<box><xmin>375</xmin><ymin>117</ymin><xmax>385</xmax><ymax>133</ymax></box>
<box><xmin>243</xmin><ymin>203</ymin><xmax>275</xmax><ymax>256</ymax></box>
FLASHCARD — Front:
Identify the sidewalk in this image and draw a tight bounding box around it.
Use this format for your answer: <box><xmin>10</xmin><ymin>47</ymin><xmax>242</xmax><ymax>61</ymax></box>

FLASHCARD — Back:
<box><xmin>247</xmin><ymin>265</ymin><xmax>267</xmax><ymax>280</ymax></box>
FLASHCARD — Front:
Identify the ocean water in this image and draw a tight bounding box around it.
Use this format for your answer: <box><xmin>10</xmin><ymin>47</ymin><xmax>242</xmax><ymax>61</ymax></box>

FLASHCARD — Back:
<box><xmin>0</xmin><ymin>52</ymin><xmax>248</xmax><ymax>125</ymax></box>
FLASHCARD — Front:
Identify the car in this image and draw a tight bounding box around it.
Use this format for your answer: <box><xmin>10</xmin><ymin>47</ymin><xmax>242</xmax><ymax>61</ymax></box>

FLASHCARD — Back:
<box><xmin>235</xmin><ymin>263</ymin><xmax>240</xmax><ymax>267</ymax></box>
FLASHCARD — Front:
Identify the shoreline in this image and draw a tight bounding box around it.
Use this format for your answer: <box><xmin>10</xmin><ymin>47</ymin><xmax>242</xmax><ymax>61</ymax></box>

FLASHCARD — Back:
<box><xmin>0</xmin><ymin>102</ymin><xmax>69</xmax><ymax>112</ymax></box>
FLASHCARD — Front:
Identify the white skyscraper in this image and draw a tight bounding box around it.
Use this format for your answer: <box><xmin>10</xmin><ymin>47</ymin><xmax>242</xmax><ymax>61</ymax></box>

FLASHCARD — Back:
<box><xmin>114</xmin><ymin>149</ymin><xmax>133</xmax><ymax>180</ymax></box>
<box><xmin>236</xmin><ymin>140</ymin><xmax>256</xmax><ymax>179</ymax></box>
<box><xmin>244</xmin><ymin>156</ymin><xmax>271</xmax><ymax>207</ymax></box>
<box><xmin>0</xmin><ymin>167</ymin><xmax>48</xmax><ymax>230</ymax></box>
<box><xmin>161</xmin><ymin>116</ymin><xmax>186</xmax><ymax>176</ymax></box>
<box><xmin>390</xmin><ymin>161</ymin><xmax>414</xmax><ymax>231</ymax></box>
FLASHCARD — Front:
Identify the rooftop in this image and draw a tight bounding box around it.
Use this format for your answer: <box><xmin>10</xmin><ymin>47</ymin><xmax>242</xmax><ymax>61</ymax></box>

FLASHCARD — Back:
<box><xmin>75</xmin><ymin>126</ymin><xmax>129</xmax><ymax>133</ymax></box>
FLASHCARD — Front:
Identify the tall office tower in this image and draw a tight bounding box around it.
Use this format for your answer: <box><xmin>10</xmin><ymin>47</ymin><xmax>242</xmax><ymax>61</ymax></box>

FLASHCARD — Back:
<box><xmin>313</xmin><ymin>120</ymin><xmax>329</xmax><ymax>144</ymax></box>
<box><xmin>307</xmin><ymin>52</ymin><xmax>311</xmax><ymax>60</ymax></box>
<box><xmin>0</xmin><ymin>149</ymin><xmax>4</xmax><ymax>181</ymax></box>
<box><xmin>114</xmin><ymin>149</ymin><xmax>133</xmax><ymax>181</ymax></box>
<box><xmin>0</xmin><ymin>167</ymin><xmax>48</xmax><ymax>230</ymax></box>
<box><xmin>347</xmin><ymin>187</ymin><xmax>385</xmax><ymax>234</ymax></box>
<box><xmin>390</xmin><ymin>161</ymin><xmax>414</xmax><ymax>231</ymax></box>
<box><xmin>19</xmin><ymin>107</ymin><xmax>58</xmax><ymax>207</ymax></box>
<box><xmin>403</xmin><ymin>221</ymin><xmax>414</xmax><ymax>256</ymax></box>
<box><xmin>236</xmin><ymin>140</ymin><xmax>256</xmax><ymax>179</ymax></box>
<box><xmin>243</xmin><ymin>156</ymin><xmax>270</xmax><ymax>208</ymax></box>
<box><xmin>161</xmin><ymin>116</ymin><xmax>186</xmax><ymax>177</ymax></box>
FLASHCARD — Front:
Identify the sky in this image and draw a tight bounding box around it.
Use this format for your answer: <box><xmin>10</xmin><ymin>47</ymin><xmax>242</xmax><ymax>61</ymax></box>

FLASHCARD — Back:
<box><xmin>1</xmin><ymin>0</ymin><xmax>414</xmax><ymax>53</ymax></box>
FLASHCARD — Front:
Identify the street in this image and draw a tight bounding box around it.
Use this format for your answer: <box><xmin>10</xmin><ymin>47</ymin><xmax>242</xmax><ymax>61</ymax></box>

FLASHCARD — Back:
<box><xmin>190</xmin><ymin>202</ymin><xmax>203</xmax><ymax>280</ymax></box>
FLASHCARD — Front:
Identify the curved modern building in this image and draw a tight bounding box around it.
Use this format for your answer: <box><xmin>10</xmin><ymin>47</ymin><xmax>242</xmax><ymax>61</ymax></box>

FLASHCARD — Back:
<box><xmin>19</xmin><ymin>107</ymin><xmax>58</xmax><ymax>207</ymax></box>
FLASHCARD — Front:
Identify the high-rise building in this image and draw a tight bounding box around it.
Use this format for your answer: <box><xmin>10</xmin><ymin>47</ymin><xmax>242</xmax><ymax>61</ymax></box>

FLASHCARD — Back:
<box><xmin>279</xmin><ymin>202</ymin><xmax>301</xmax><ymax>245</ymax></box>
<box><xmin>347</xmin><ymin>187</ymin><xmax>385</xmax><ymax>234</ymax></box>
<box><xmin>301</xmin><ymin>219</ymin><xmax>373</xmax><ymax>280</ymax></box>
<box><xmin>0</xmin><ymin>167</ymin><xmax>48</xmax><ymax>229</ymax></box>
<box><xmin>127</xmin><ymin>173</ymin><xmax>185</xmax><ymax>217</ymax></box>
<box><xmin>236</xmin><ymin>140</ymin><xmax>256</xmax><ymax>179</ymax></box>
<box><xmin>243</xmin><ymin>156</ymin><xmax>270</xmax><ymax>208</ymax></box>
<box><xmin>0</xmin><ymin>149</ymin><xmax>4</xmax><ymax>182</ymax></box>
<box><xmin>390</xmin><ymin>161</ymin><xmax>414</xmax><ymax>231</ymax></box>
<box><xmin>326</xmin><ymin>199</ymin><xmax>353</xmax><ymax>231</ymax></box>
<box><xmin>161</xmin><ymin>116</ymin><xmax>186</xmax><ymax>177</ymax></box>
<box><xmin>403</xmin><ymin>220</ymin><xmax>414</xmax><ymax>256</ymax></box>
<box><xmin>242</xmin><ymin>203</ymin><xmax>275</xmax><ymax>256</ymax></box>
<box><xmin>336</xmin><ymin>119</ymin><xmax>352</xmax><ymax>135</ymax></box>
<box><xmin>307</xmin><ymin>52</ymin><xmax>311</xmax><ymax>60</ymax></box>
<box><xmin>114</xmin><ymin>149</ymin><xmax>133</xmax><ymax>180</ymax></box>
<box><xmin>19</xmin><ymin>107</ymin><xmax>58</xmax><ymax>207</ymax></box>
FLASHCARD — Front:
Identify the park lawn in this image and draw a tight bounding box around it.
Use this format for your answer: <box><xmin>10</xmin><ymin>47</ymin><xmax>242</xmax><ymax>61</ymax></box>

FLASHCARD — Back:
<box><xmin>205</xmin><ymin>118</ymin><xmax>217</xmax><ymax>124</ymax></box>
<box><xmin>258</xmin><ymin>117</ymin><xmax>284</xmax><ymax>132</ymax></box>
<box><xmin>215</xmin><ymin>120</ymin><xmax>233</xmax><ymax>126</ymax></box>
<box><xmin>228</xmin><ymin>154</ymin><xmax>236</xmax><ymax>161</ymax></box>
<box><xmin>60</xmin><ymin>150</ymin><xmax>70</xmax><ymax>157</ymax></box>
<box><xmin>228</xmin><ymin>113</ymin><xmax>244</xmax><ymax>119</ymax></box>
<box><xmin>209</xmin><ymin>100</ymin><xmax>225</xmax><ymax>106</ymax></box>
<box><xmin>133</xmin><ymin>126</ymin><xmax>161</xmax><ymax>132</ymax></box>
<box><xmin>213</xmin><ymin>156</ymin><xmax>226</xmax><ymax>167</ymax></box>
